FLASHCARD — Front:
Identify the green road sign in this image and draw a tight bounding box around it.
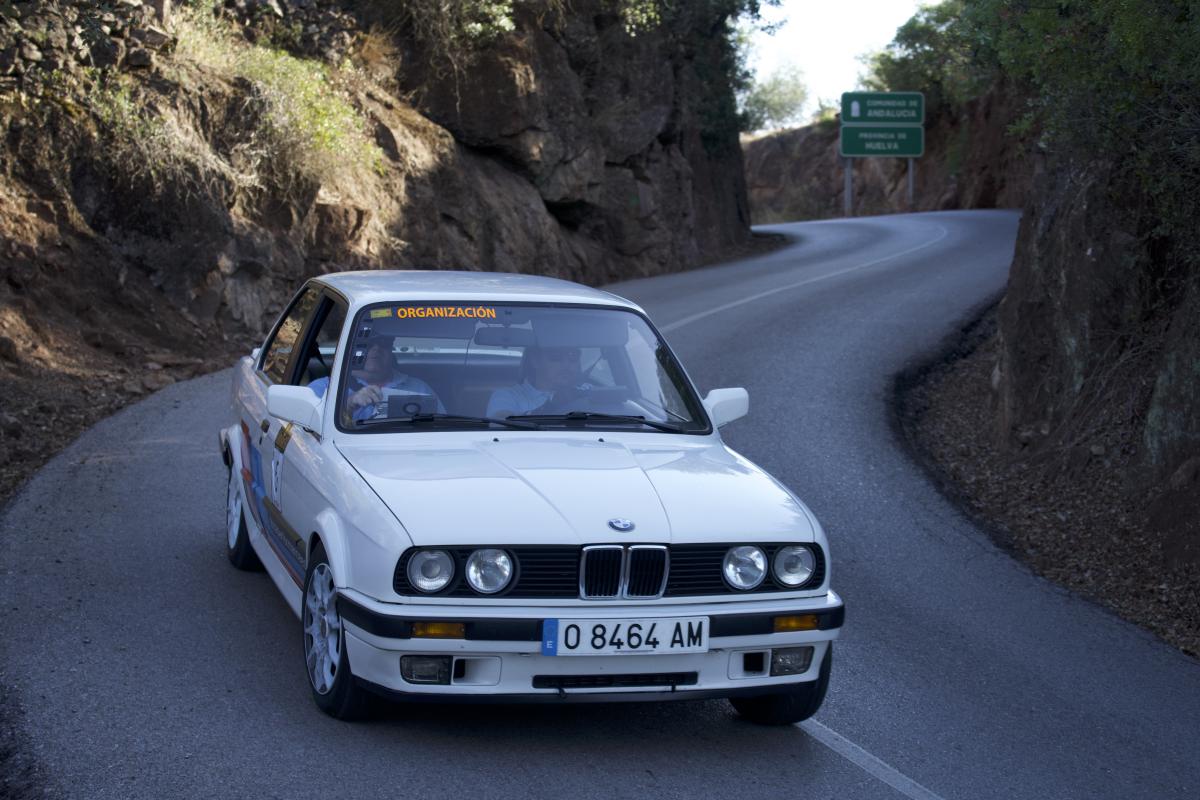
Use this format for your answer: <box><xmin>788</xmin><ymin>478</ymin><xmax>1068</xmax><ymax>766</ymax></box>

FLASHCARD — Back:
<box><xmin>841</xmin><ymin>92</ymin><xmax>924</xmax><ymax>124</ymax></box>
<box><xmin>840</xmin><ymin>125</ymin><xmax>925</xmax><ymax>157</ymax></box>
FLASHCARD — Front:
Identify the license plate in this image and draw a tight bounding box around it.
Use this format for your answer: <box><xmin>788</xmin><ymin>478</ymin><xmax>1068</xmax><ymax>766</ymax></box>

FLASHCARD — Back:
<box><xmin>541</xmin><ymin>617</ymin><xmax>709</xmax><ymax>656</ymax></box>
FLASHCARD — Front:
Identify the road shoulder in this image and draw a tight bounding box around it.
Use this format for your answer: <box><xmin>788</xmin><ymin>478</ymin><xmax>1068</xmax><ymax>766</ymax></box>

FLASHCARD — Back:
<box><xmin>891</xmin><ymin>304</ymin><xmax>1199</xmax><ymax>658</ymax></box>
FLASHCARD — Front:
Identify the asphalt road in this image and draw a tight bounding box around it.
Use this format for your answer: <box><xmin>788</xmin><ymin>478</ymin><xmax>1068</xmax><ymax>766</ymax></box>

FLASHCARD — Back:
<box><xmin>3</xmin><ymin>210</ymin><xmax>1198</xmax><ymax>799</ymax></box>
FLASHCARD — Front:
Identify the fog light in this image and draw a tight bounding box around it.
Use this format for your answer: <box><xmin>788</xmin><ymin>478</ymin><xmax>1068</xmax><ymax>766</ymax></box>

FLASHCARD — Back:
<box><xmin>770</xmin><ymin>646</ymin><xmax>814</xmax><ymax>676</ymax></box>
<box><xmin>774</xmin><ymin>614</ymin><xmax>820</xmax><ymax>632</ymax></box>
<box><xmin>411</xmin><ymin>621</ymin><xmax>465</xmax><ymax>639</ymax></box>
<box><xmin>400</xmin><ymin>655</ymin><xmax>452</xmax><ymax>684</ymax></box>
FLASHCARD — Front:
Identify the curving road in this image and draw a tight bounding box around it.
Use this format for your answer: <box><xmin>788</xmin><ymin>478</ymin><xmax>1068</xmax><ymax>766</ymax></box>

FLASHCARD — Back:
<box><xmin>3</xmin><ymin>211</ymin><xmax>1198</xmax><ymax>799</ymax></box>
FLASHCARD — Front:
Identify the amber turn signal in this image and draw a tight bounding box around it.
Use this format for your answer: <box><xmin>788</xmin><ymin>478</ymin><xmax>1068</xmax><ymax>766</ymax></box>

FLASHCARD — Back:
<box><xmin>773</xmin><ymin>614</ymin><xmax>820</xmax><ymax>632</ymax></box>
<box><xmin>412</xmin><ymin>621</ymin><xmax>466</xmax><ymax>639</ymax></box>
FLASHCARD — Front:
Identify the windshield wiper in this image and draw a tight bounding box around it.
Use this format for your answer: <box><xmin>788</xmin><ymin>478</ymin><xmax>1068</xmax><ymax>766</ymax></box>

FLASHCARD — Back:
<box><xmin>508</xmin><ymin>411</ymin><xmax>684</xmax><ymax>433</ymax></box>
<box><xmin>356</xmin><ymin>414</ymin><xmax>541</xmax><ymax>431</ymax></box>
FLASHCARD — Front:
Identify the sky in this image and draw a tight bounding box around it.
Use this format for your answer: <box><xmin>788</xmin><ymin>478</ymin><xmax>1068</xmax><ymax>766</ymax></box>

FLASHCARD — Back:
<box><xmin>748</xmin><ymin>0</ymin><xmax>926</xmax><ymax>120</ymax></box>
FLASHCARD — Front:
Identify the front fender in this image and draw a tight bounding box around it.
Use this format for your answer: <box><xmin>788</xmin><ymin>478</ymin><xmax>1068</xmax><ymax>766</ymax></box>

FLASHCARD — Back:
<box><xmin>307</xmin><ymin>503</ymin><xmax>414</xmax><ymax>600</ymax></box>
<box><xmin>310</xmin><ymin>508</ymin><xmax>351</xmax><ymax>589</ymax></box>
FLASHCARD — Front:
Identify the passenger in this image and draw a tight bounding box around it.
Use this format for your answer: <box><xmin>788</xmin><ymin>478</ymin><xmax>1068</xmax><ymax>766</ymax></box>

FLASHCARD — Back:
<box><xmin>309</xmin><ymin>337</ymin><xmax>444</xmax><ymax>421</ymax></box>
<box><xmin>486</xmin><ymin>345</ymin><xmax>589</xmax><ymax>418</ymax></box>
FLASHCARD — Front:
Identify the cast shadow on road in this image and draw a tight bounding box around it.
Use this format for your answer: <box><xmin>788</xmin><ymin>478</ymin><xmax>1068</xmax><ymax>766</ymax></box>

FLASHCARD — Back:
<box><xmin>356</xmin><ymin>693</ymin><xmax>816</xmax><ymax>749</ymax></box>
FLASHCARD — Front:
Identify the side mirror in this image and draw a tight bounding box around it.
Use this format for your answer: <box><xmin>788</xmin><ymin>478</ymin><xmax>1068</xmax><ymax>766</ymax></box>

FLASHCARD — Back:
<box><xmin>267</xmin><ymin>384</ymin><xmax>323</xmax><ymax>434</ymax></box>
<box><xmin>251</xmin><ymin>347</ymin><xmax>262</xmax><ymax>362</ymax></box>
<box><xmin>703</xmin><ymin>388</ymin><xmax>749</xmax><ymax>428</ymax></box>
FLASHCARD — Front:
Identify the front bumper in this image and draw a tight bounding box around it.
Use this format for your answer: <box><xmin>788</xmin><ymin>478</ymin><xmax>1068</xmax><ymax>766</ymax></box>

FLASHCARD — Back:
<box><xmin>337</xmin><ymin>589</ymin><xmax>844</xmax><ymax>702</ymax></box>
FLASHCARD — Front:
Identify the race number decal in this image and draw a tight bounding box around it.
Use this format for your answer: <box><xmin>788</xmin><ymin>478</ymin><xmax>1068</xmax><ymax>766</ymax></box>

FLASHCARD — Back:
<box><xmin>270</xmin><ymin>448</ymin><xmax>283</xmax><ymax>508</ymax></box>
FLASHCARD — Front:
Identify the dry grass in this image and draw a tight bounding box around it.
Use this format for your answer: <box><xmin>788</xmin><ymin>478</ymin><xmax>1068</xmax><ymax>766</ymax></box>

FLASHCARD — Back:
<box><xmin>355</xmin><ymin>24</ymin><xmax>401</xmax><ymax>82</ymax></box>
<box><xmin>167</xmin><ymin>1</ymin><xmax>383</xmax><ymax>191</ymax></box>
<box><xmin>88</xmin><ymin>74</ymin><xmax>253</xmax><ymax>199</ymax></box>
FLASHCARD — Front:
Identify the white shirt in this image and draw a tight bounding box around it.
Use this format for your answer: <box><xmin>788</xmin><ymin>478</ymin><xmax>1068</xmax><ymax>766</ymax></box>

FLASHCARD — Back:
<box><xmin>486</xmin><ymin>381</ymin><xmax>550</xmax><ymax>418</ymax></box>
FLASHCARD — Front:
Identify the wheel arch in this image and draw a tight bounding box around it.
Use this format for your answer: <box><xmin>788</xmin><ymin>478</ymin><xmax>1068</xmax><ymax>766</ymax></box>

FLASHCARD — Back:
<box><xmin>219</xmin><ymin>428</ymin><xmax>232</xmax><ymax>468</ymax></box>
<box><xmin>219</xmin><ymin>425</ymin><xmax>239</xmax><ymax>471</ymax></box>
<box><xmin>308</xmin><ymin>508</ymin><xmax>352</xmax><ymax>587</ymax></box>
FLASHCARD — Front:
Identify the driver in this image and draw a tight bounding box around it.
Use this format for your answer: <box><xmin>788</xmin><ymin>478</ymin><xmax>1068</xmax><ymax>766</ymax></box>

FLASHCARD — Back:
<box><xmin>309</xmin><ymin>337</ymin><xmax>444</xmax><ymax>422</ymax></box>
<box><xmin>486</xmin><ymin>345</ymin><xmax>590</xmax><ymax>418</ymax></box>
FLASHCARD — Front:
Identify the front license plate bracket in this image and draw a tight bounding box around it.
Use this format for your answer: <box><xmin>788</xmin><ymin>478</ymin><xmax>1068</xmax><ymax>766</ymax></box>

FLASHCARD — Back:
<box><xmin>541</xmin><ymin>616</ymin><xmax>709</xmax><ymax>656</ymax></box>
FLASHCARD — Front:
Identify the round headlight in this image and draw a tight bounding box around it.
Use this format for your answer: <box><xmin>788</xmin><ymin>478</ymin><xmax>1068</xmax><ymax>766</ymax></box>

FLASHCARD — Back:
<box><xmin>407</xmin><ymin>550</ymin><xmax>454</xmax><ymax>593</ymax></box>
<box><xmin>773</xmin><ymin>545</ymin><xmax>816</xmax><ymax>587</ymax></box>
<box><xmin>465</xmin><ymin>549</ymin><xmax>513</xmax><ymax>594</ymax></box>
<box><xmin>723</xmin><ymin>545</ymin><xmax>767</xmax><ymax>590</ymax></box>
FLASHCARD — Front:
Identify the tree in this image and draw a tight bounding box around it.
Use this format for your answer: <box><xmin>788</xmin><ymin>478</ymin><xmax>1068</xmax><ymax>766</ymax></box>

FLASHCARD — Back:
<box><xmin>740</xmin><ymin>63</ymin><xmax>808</xmax><ymax>131</ymax></box>
<box><xmin>861</xmin><ymin>0</ymin><xmax>982</xmax><ymax>114</ymax></box>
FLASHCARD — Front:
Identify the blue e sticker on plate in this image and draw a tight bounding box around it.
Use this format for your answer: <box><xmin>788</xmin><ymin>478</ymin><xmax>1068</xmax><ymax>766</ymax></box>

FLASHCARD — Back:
<box><xmin>541</xmin><ymin>619</ymin><xmax>558</xmax><ymax>656</ymax></box>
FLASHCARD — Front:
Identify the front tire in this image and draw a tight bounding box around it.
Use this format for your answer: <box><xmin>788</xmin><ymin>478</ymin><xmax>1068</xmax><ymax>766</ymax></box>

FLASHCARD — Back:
<box><xmin>303</xmin><ymin>543</ymin><xmax>371</xmax><ymax>720</ymax></box>
<box><xmin>226</xmin><ymin>466</ymin><xmax>263</xmax><ymax>571</ymax></box>
<box><xmin>730</xmin><ymin>644</ymin><xmax>832</xmax><ymax>725</ymax></box>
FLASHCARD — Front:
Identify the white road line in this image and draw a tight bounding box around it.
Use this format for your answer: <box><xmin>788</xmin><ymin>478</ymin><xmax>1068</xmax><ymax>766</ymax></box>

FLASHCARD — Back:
<box><xmin>798</xmin><ymin>720</ymin><xmax>949</xmax><ymax>800</ymax></box>
<box><xmin>664</xmin><ymin>222</ymin><xmax>954</xmax><ymax>799</ymax></box>
<box><xmin>660</xmin><ymin>224</ymin><xmax>950</xmax><ymax>332</ymax></box>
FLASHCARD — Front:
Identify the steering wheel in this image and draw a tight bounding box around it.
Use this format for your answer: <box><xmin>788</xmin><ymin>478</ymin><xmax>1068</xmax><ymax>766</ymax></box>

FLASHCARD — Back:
<box><xmin>530</xmin><ymin>385</ymin><xmax>591</xmax><ymax>414</ymax></box>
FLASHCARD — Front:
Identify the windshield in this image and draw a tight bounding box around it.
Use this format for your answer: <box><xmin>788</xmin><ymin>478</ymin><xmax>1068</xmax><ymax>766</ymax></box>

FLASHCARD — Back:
<box><xmin>333</xmin><ymin>302</ymin><xmax>709</xmax><ymax>433</ymax></box>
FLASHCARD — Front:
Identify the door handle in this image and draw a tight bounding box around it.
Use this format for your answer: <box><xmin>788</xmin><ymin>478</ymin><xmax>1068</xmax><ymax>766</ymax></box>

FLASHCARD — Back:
<box><xmin>260</xmin><ymin>419</ymin><xmax>271</xmax><ymax>433</ymax></box>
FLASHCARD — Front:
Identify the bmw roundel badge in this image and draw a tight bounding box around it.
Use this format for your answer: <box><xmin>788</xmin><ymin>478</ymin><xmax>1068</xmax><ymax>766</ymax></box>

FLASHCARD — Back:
<box><xmin>608</xmin><ymin>518</ymin><xmax>635</xmax><ymax>532</ymax></box>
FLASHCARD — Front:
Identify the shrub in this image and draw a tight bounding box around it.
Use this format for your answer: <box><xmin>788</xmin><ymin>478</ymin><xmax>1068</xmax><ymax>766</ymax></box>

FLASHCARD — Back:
<box><xmin>860</xmin><ymin>0</ymin><xmax>984</xmax><ymax>116</ymax></box>
<box><xmin>172</xmin><ymin>1</ymin><xmax>382</xmax><ymax>190</ymax></box>
<box><xmin>740</xmin><ymin>63</ymin><xmax>808</xmax><ymax>132</ymax></box>
<box><xmin>87</xmin><ymin>74</ymin><xmax>242</xmax><ymax>199</ymax></box>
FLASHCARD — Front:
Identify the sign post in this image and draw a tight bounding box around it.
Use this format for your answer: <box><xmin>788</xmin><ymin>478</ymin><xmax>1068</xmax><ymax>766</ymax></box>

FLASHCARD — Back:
<box><xmin>902</xmin><ymin>158</ymin><xmax>912</xmax><ymax>208</ymax></box>
<box><xmin>839</xmin><ymin>91</ymin><xmax>925</xmax><ymax>215</ymax></box>
<box><xmin>844</xmin><ymin>158</ymin><xmax>852</xmax><ymax>217</ymax></box>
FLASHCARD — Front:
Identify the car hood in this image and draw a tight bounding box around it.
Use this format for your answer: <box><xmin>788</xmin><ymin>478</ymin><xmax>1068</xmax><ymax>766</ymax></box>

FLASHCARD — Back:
<box><xmin>336</xmin><ymin>436</ymin><xmax>815</xmax><ymax>546</ymax></box>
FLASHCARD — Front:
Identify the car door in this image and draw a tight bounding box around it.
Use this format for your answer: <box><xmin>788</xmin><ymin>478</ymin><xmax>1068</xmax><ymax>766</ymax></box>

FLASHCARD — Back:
<box><xmin>238</xmin><ymin>284</ymin><xmax>322</xmax><ymax>588</ymax></box>
<box><xmin>276</xmin><ymin>293</ymin><xmax>348</xmax><ymax>564</ymax></box>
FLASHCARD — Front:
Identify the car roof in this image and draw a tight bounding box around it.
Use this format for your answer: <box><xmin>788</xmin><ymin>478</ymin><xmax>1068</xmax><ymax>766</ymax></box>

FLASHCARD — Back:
<box><xmin>313</xmin><ymin>270</ymin><xmax>642</xmax><ymax>311</ymax></box>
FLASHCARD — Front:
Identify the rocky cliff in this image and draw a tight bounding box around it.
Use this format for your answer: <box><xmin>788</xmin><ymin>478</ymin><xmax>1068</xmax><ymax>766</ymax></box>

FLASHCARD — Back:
<box><xmin>741</xmin><ymin>86</ymin><xmax>1029</xmax><ymax>223</ymax></box>
<box><xmin>995</xmin><ymin>158</ymin><xmax>1200</xmax><ymax>565</ymax></box>
<box><xmin>393</xmin><ymin>1</ymin><xmax>752</xmax><ymax>275</ymax></box>
<box><xmin>0</xmin><ymin>0</ymin><xmax>756</xmax><ymax>497</ymax></box>
<box><xmin>2</xmin><ymin>0</ymin><xmax>753</xmax><ymax>333</ymax></box>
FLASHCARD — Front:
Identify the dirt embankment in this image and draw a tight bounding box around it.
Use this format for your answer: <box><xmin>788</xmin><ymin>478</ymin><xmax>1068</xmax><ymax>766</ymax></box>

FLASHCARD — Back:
<box><xmin>994</xmin><ymin>158</ymin><xmax>1200</xmax><ymax>570</ymax></box>
<box><xmin>897</xmin><ymin>309</ymin><xmax>1199</xmax><ymax>658</ymax></box>
<box><xmin>886</xmin><ymin>127</ymin><xmax>1198</xmax><ymax>654</ymax></box>
<box><xmin>0</xmin><ymin>0</ymin><xmax>763</xmax><ymax>502</ymax></box>
<box><xmin>741</xmin><ymin>86</ymin><xmax>1030</xmax><ymax>223</ymax></box>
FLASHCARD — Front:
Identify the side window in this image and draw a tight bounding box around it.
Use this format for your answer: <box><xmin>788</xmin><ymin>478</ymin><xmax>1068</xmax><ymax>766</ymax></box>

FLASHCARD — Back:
<box><xmin>261</xmin><ymin>287</ymin><xmax>320</xmax><ymax>383</ymax></box>
<box><xmin>297</xmin><ymin>299</ymin><xmax>347</xmax><ymax>388</ymax></box>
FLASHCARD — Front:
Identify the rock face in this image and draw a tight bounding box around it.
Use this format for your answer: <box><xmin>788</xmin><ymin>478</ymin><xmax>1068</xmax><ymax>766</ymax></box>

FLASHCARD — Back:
<box><xmin>742</xmin><ymin>87</ymin><xmax>1030</xmax><ymax>222</ymax></box>
<box><xmin>994</xmin><ymin>157</ymin><xmax>1200</xmax><ymax>565</ymax></box>
<box><xmin>397</xmin><ymin>1</ymin><xmax>750</xmax><ymax>276</ymax></box>
<box><xmin>0</xmin><ymin>0</ymin><xmax>172</xmax><ymax>76</ymax></box>
<box><xmin>0</xmin><ymin>0</ymin><xmax>752</xmax><ymax>343</ymax></box>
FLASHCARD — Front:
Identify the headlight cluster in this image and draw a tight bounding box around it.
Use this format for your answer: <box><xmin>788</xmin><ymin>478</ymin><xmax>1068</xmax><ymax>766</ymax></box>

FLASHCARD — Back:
<box><xmin>722</xmin><ymin>544</ymin><xmax>816</xmax><ymax>590</ymax></box>
<box><xmin>406</xmin><ymin>548</ymin><xmax>513</xmax><ymax>595</ymax></box>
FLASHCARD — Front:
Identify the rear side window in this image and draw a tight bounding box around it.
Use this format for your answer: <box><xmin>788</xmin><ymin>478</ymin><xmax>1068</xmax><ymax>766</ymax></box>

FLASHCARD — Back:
<box><xmin>261</xmin><ymin>287</ymin><xmax>320</xmax><ymax>383</ymax></box>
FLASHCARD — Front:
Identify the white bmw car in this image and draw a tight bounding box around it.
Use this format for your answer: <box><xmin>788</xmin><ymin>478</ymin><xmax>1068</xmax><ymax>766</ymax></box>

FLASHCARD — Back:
<box><xmin>219</xmin><ymin>271</ymin><xmax>843</xmax><ymax>723</ymax></box>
